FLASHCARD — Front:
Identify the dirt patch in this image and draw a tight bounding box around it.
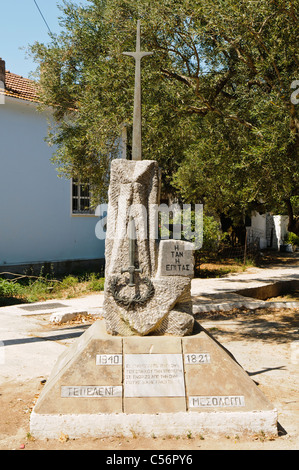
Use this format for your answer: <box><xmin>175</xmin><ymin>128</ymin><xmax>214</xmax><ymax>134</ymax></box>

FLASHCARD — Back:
<box><xmin>195</xmin><ymin>307</ymin><xmax>299</xmax><ymax>342</ymax></box>
<box><xmin>259</xmin><ymin>251</ymin><xmax>299</xmax><ymax>267</ymax></box>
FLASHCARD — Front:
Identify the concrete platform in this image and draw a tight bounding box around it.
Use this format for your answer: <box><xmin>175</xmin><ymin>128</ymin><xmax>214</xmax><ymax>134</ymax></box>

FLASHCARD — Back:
<box><xmin>30</xmin><ymin>409</ymin><xmax>277</xmax><ymax>439</ymax></box>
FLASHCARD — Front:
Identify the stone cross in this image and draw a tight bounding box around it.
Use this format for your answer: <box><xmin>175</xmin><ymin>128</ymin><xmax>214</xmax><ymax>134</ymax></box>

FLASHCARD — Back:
<box><xmin>123</xmin><ymin>20</ymin><xmax>153</xmax><ymax>161</ymax></box>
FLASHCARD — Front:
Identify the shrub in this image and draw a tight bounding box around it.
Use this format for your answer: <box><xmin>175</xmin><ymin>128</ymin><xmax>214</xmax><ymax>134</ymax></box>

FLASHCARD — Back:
<box><xmin>59</xmin><ymin>275</ymin><xmax>79</xmax><ymax>289</ymax></box>
<box><xmin>25</xmin><ymin>279</ymin><xmax>51</xmax><ymax>302</ymax></box>
<box><xmin>87</xmin><ymin>273</ymin><xmax>105</xmax><ymax>291</ymax></box>
<box><xmin>0</xmin><ymin>279</ymin><xmax>21</xmax><ymax>297</ymax></box>
<box><xmin>202</xmin><ymin>215</ymin><xmax>222</xmax><ymax>252</ymax></box>
<box><xmin>285</xmin><ymin>232</ymin><xmax>299</xmax><ymax>246</ymax></box>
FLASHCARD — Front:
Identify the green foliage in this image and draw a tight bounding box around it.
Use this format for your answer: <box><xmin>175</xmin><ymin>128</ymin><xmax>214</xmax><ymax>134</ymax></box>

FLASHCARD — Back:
<box><xmin>24</xmin><ymin>279</ymin><xmax>52</xmax><ymax>303</ymax></box>
<box><xmin>202</xmin><ymin>215</ymin><xmax>222</xmax><ymax>252</ymax></box>
<box><xmin>285</xmin><ymin>231</ymin><xmax>299</xmax><ymax>245</ymax></box>
<box><xmin>29</xmin><ymin>0</ymin><xmax>299</xmax><ymax>217</ymax></box>
<box><xmin>0</xmin><ymin>277</ymin><xmax>50</xmax><ymax>304</ymax></box>
<box><xmin>0</xmin><ymin>279</ymin><xmax>22</xmax><ymax>298</ymax></box>
<box><xmin>194</xmin><ymin>214</ymin><xmax>223</xmax><ymax>274</ymax></box>
<box><xmin>87</xmin><ymin>273</ymin><xmax>105</xmax><ymax>291</ymax></box>
<box><xmin>59</xmin><ymin>275</ymin><xmax>79</xmax><ymax>289</ymax></box>
<box><xmin>0</xmin><ymin>272</ymin><xmax>105</xmax><ymax>306</ymax></box>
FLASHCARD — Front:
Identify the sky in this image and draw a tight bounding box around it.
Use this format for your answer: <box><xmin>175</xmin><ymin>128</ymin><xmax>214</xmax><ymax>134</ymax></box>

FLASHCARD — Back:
<box><xmin>0</xmin><ymin>0</ymin><xmax>89</xmax><ymax>79</ymax></box>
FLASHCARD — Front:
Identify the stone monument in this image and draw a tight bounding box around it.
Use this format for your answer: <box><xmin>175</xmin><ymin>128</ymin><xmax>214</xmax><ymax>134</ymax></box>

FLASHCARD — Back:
<box><xmin>103</xmin><ymin>159</ymin><xmax>195</xmax><ymax>337</ymax></box>
<box><xmin>104</xmin><ymin>21</ymin><xmax>194</xmax><ymax>337</ymax></box>
<box><xmin>30</xmin><ymin>22</ymin><xmax>278</xmax><ymax>439</ymax></box>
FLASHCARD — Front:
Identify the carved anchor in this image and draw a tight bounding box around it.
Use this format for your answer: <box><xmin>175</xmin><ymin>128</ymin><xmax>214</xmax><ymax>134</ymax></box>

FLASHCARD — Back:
<box><xmin>109</xmin><ymin>217</ymin><xmax>154</xmax><ymax>308</ymax></box>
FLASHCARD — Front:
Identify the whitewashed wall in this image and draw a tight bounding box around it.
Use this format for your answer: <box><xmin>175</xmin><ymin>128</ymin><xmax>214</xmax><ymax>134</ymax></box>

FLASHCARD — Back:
<box><xmin>273</xmin><ymin>215</ymin><xmax>289</xmax><ymax>248</ymax></box>
<box><xmin>0</xmin><ymin>96</ymin><xmax>104</xmax><ymax>268</ymax></box>
<box><xmin>249</xmin><ymin>211</ymin><xmax>267</xmax><ymax>249</ymax></box>
<box><xmin>248</xmin><ymin>212</ymin><xmax>289</xmax><ymax>250</ymax></box>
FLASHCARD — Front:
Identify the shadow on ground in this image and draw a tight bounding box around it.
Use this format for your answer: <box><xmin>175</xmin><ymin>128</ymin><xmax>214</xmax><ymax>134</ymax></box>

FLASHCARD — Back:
<box><xmin>195</xmin><ymin>307</ymin><xmax>299</xmax><ymax>343</ymax></box>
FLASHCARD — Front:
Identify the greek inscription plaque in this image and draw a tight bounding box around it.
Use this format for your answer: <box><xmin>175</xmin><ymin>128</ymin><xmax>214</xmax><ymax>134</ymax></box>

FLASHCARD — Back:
<box><xmin>189</xmin><ymin>396</ymin><xmax>245</xmax><ymax>408</ymax></box>
<box><xmin>124</xmin><ymin>354</ymin><xmax>186</xmax><ymax>397</ymax></box>
<box><xmin>156</xmin><ymin>240</ymin><xmax>194</xmax><ymax>278</ymax></box>
<box><xmin>61</xmin><ymin>386</ymin><xmax>122</xmax><ymax>398</ymax></box>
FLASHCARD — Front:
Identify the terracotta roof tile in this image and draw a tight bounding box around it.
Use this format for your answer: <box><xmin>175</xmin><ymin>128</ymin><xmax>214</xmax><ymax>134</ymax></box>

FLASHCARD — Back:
<box><xmin>4</xmin><ymin>71</ymin><xmax>40</xmax><ymax>103</ymax></box>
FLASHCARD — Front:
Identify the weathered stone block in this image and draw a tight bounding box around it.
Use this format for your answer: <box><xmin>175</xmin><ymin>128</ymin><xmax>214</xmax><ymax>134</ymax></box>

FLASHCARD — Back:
<box><xmin>103</xmin><ymin>159</ymin><xmax>195</xmax><ymax>337</ymax></box>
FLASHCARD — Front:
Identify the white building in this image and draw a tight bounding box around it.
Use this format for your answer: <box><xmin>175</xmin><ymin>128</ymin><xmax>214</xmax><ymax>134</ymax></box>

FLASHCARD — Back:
<box><xmin>0</xmin><ymin>59</ymin><xmax>105</xmax><ymax>274</ymax></box>
<box><xmin>246</xmin><ymin>211</ymin><xmax>289</xmax><ymax>251</ymax></box>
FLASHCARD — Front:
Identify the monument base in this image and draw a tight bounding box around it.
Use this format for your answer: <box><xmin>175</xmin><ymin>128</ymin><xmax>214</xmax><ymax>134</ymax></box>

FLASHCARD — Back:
<box><xmin>30</xmin><ymin>320</ymin><xmax>278</xmax><ymax>439</ymax></box>
<box><xmin>30</xmin><ymin>409</ymin><xmax>277</xmax><ymax>440</ymax></box>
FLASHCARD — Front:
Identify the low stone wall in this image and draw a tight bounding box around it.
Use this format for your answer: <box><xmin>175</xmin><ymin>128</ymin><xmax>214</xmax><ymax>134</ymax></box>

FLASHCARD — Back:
<box><xmin>237</xmin><ymin>280</ymin><xmax>299</xmax><ymax>301</ymax></box>
<box><xmin>0</xmin><ymin>258</ymin><xmax>105</xmax><ymax>277</ymax></box>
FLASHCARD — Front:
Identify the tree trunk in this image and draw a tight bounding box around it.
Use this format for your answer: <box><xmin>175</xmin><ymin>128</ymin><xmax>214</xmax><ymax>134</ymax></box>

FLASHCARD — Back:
<box><xmin>285</xmin><ymin>198</ymin><xmax>298</xmax><ymax>234</ymax></box>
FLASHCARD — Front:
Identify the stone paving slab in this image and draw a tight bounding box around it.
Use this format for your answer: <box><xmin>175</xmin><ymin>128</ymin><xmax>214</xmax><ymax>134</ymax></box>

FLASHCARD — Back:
<box><xmin>0</xmin><ymin>294</ymin><xmax>104</xmax><ymax>382</ymax></box>
<box><xmin>191</xmin><ymin>265</ymin><xmax>299</xmax><ymax>314</ymax></box>
<box><xmin>191</xmin><ymin>265</ymin><xmax>299</xmax><ymax>296</ymax></box>
<box><xmin>0</xmin><ymin>294</ymin><xmax>104</xmax><ymax>317</ymax></box>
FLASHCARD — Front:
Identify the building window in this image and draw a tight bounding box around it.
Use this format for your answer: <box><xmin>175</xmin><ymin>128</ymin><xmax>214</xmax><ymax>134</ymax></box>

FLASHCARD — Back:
<box><xmin>72</xmin><ymin>179</ymin><xmax>94</xmax><ymax>215</ymax></box>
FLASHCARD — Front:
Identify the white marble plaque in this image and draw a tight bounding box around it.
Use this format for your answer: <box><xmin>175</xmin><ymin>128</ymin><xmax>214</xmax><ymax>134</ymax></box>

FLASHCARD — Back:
<box><xmin>124</xmin><ymin>354</ymin><xmax>186</xmax><ymax>397</ymax></box>
<box><xmin>189</xmin><ymin>396</ymin><xmax>245</xmax><ymax>408</ymax></box>
<box><xmin>61</xmin><ymin>386</ymin><xmax>122</xmax><ymax>398</ymax></box>
<box><xmin>96</xmin><ymin>354</ymin><xmax>122</xmax><ymax>365</ymax></box>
